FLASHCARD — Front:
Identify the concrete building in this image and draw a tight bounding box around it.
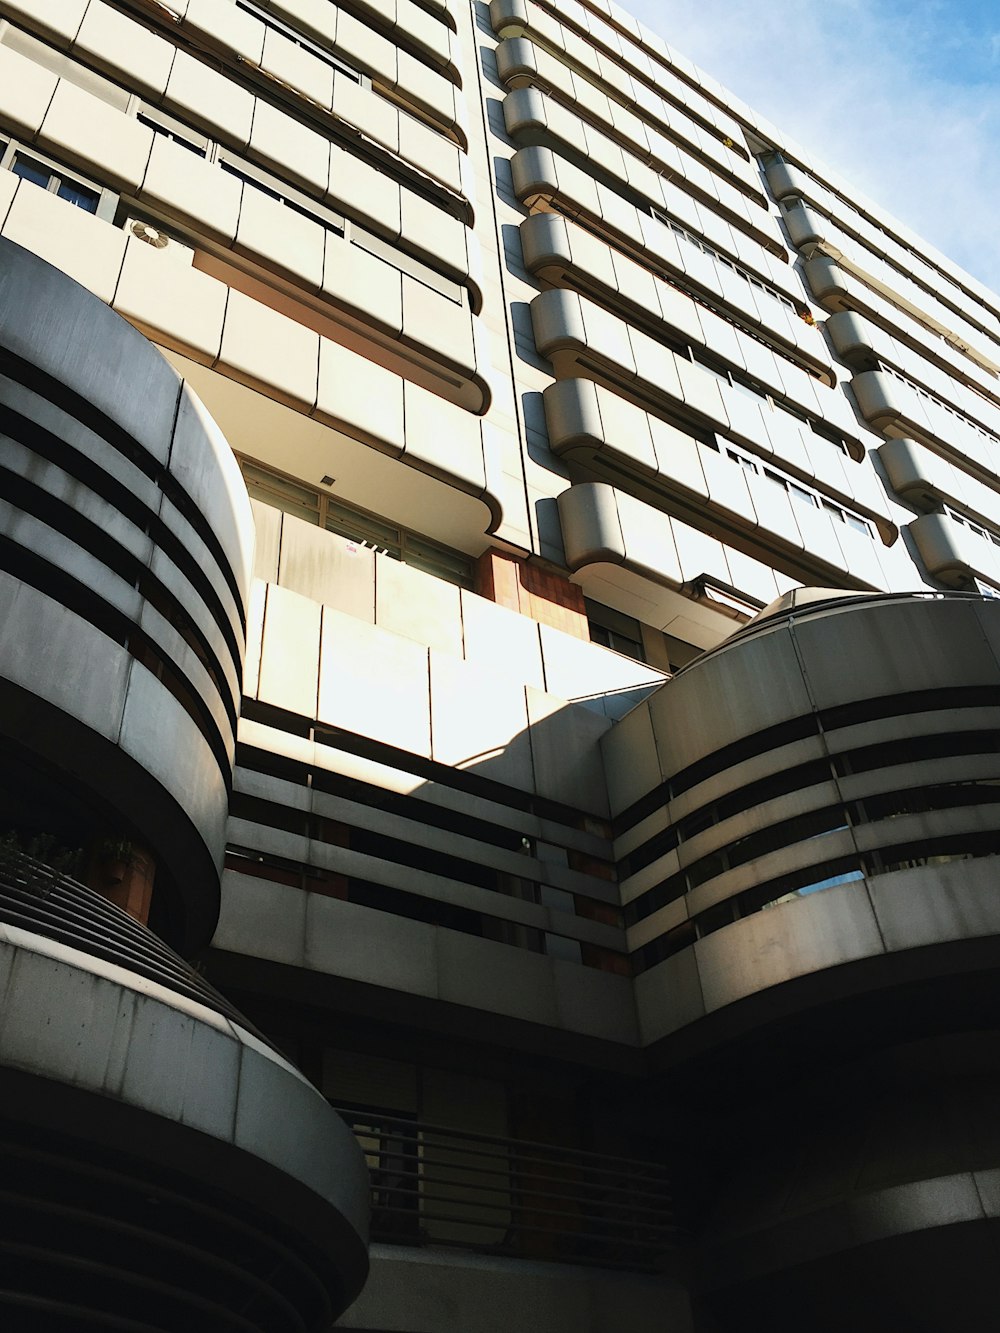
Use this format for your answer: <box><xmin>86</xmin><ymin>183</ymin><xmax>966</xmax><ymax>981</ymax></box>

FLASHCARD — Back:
<box><xmin>0</xmin><ymin>0</ymin><xmax>999</xmax><ymax>1329</ymax></box>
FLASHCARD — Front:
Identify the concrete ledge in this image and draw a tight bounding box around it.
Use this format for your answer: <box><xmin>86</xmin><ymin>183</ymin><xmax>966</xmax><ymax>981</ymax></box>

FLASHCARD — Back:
<box><xmin>337</xmin><ymin>1243</ymin><xmax>693</xmax><ymax>1332</ymax></box>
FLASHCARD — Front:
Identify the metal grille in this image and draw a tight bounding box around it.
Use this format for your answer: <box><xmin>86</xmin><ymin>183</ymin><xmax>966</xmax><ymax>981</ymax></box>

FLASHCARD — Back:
<box><xmin>335</xmin><ymin>1108</ymin><xmax>679</xmax><ymax>1273</ymax></box>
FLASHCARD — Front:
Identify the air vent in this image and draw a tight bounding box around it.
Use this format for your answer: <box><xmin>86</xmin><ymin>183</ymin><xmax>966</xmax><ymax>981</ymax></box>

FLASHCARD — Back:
<box><xmin>129</xmin><ymin>219</ymin><xmax>169</xmax><ymax>249</ymax></box>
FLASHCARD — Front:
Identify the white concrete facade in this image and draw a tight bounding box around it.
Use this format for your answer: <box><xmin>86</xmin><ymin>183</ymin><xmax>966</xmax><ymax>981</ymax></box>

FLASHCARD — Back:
<box><xmin>3</xmin><ymin>0</ymin><xmax>1000</xmax><ymax>1329</ymax></box>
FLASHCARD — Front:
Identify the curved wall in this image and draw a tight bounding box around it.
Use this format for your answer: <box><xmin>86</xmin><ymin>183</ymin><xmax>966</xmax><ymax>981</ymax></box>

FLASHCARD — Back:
<box><xmin>0</xmin><ymin>850</ymin><xmax>369</xmax><ymax>1328</ymax></box>
<box><xmin>0</xmin><ymin>239</ymin><xmax>255</xmax><ymax>954</ymax></box>
<box><xmin>602</xmin><ymin>591</ymin><xmax>1000</xmax><ymax>1045</ymax></box>
<box><xmin>601</xmin><ymin>589</ymin><xmax>1000</xmax><ymax>1326</ymax></box>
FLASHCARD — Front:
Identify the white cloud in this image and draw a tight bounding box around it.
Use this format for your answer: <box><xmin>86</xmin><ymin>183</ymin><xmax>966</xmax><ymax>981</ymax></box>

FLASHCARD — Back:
<box><xmin>625</xmin><ymin>0</ymin><xmax>1000</xmax><ymax>294</ymax></box>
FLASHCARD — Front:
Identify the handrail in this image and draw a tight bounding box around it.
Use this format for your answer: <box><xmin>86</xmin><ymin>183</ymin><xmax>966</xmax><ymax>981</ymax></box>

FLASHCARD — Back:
<box><xmin>0</xmin><ymin>848</ymin><xmax>276</xmax><ymax>1050</ymax></box>
<box><xmin>335</xmin><ymin>1105</ymin><xmax>675</xmax><ymax>1174</ymax></box>
<box><xmin>335</xmin><ymin>1106</ymin><xmax>679</xmax><ymax>1272</ymax></box>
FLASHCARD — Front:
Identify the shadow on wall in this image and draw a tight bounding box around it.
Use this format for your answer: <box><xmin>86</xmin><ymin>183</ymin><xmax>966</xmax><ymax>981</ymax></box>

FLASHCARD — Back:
<box><xmin>247</xmin><ymin>498</ymin><xmax>669</xmax><ymax>818</ymax></box>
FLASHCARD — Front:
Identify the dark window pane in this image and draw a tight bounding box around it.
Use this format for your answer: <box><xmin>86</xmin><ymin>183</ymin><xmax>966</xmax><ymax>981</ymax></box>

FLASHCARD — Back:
<box><xmin>11</xmin><ymin>155</ymin><xmax>50</xmax><ymax>188</ymax></box>
<box><xmin>56</xmin><ymin>178</ymin><xmax>100</xmax><ymax>213</ymax></box>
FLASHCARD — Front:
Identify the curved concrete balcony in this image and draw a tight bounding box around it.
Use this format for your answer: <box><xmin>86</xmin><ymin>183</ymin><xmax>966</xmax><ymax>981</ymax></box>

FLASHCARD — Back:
<box><xmin>489</xmin><ymin>0</ymin><xmax>530</xmax><ymax>38</ymax></box>
<box><xmin>878</xmin><ymin>436</ymin><xmax>956</xmax><ymax>510</ymax></box>
<box><xmin>556</xmin><ymin>480</ymin><xmax>788</xmax><ymax>646</ymax></box>
<box><xmin>602</xmin><ymin>590</ymin><xmax>1000</xmax><ymax>1049</ymax></box>
<box><xmin>851</xmin><ymin>367</ymin><xmax>920</xmax><ymax>435</ymax></box>
<box><xmin>494</xmin><ymin>34</ymin><xmax>764</xmax><ymax>207</ymax></box>
<box><xmin>828</xmin><ymin>370</ymin><xmax>998</xmax><ymax>488</ymax></box>
<box><xmin>504</xmin><ymin>88</ymin><xmax>648</xmax><ymax>203</ymax></box>
<box><xmin>504</xmin><ymin>90</ymin><xmax>782</xmax><ymax>257</ymax></box>
<box><xmin>802</xmin><ymin>236</ymin><xmax>1000</xmax><ymax>377</ymax></box>
<box><xmin>879</xmin><ymin>438</ymin><xmax>1000</xmax><ymax>537</ymax></box>
<box><xmin>531</xmin><ymin>287</ymin><xmax>728</xmax><ymax>435</ymax></box>
<box><xmin>824</xmin><ymin>308</ymin><xmax>884</xmax><ymax>368</ymax></box>
<box><xmin>830</xmin><ymin>315</ymin><xmax>1000</xmax><ymax>445</ymax></box>
<box><xmin>780</xmin><ymin>200</ymin><xmax>829</xmax><ymax>255</ymax></box>
<box><xmin>541</xmin><ymin>381</ymin><xmax>890</xmax><ymax>589</ymax></box>
<box><xmin>763</xmin><ymin>158</ymin><xmax>813</xmax><ymax>203</ymax></box>
<box><xmin>0</xmin><ymin>239</ymin><xmax>255</xmax><ymax>953</ymax></box>
<box><xmin>0</xmin><ymin>848</ymin><xmax>369</xmax><ymax>1329</ymax></box>
<box><xmin>530</xmin><ymin>287</ymin><xmax>866</xmax><ymax>460</ymax></box>
<box><xmin>496</xmin><ymin>45</ymin><xmax>766</xmax><ymax>219</ymax></box>
<box><xmin>511</xmin><ymin>143</ymin><xmax>800</xmax><ymax>308</ymax></box>
<box><xmin>909</xmin><ymin>510</ymin><xmax>1000</xmax><ymax>587</ymax></box>
<box><xmin>803</xmin><ymin>254</ymin><xmax>853</xmax><ymax>311</ymax></box>
<box><xmin>520</xmin><ymin>213</ymin><xmax>836</xmax><ymax>384</ymax></box>
<box><xmin>558</xmin><ymin>481</ymin><xmax>680</xmax><ymax>584</ymax></box>
<box><xmin>817</xmin><ymin>258</ymin><xmax>1000</xmax><ymax>399</ymax></box>
<box><xmin>495</xmin><ymin>35</ymin><xmax>549</xmax><ymax>89</ymax></box>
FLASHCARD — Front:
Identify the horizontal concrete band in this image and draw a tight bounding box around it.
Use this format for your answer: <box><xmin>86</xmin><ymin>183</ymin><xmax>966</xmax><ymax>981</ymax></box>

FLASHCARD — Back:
<box><xmin>494</xmin><ymin>35</ymin><xmax>762</xmax><ymax>201</ymax></box>
<box><xmin>0</xmin><ymin>921</ymin><xmax>369</xmax><ymax>1321</ymax></box>
<box><xmin>603</xmin><ymin>593</ymin><xmax>1000</xmax><ymax>1038</ymax></box>
<box><xmin>0</xmin><ymin>239</ymin><xmax>255</xmax><ymax>951</ymax></box>
<box><xmin>520</xmin><ymin>210</ymin><xmax>835</xmax><ymax>384</ymax></box>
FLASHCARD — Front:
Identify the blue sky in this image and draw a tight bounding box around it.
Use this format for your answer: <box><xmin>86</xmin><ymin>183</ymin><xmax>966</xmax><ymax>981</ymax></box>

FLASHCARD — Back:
<box><xmin>626</xmin><ymin>0</ymin><xmax>1000</xmax><ymax>293</ymax></box>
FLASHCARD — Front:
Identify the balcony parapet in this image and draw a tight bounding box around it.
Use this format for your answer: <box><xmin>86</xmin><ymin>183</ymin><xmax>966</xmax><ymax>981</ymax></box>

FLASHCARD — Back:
<box><xmin>910</xmin><ymin>510</ymin><xmax>1000</xmax><ymax>588</ymax></box>
<box><xmin>0</xmin><ymin>849</ymin><xmax>369</xmax><ymax>1329</ymax></box>
<box><xmin>335</xmin><ymin>1105</ymin><xmax>678</xmax><ymax>1272</ymax></box>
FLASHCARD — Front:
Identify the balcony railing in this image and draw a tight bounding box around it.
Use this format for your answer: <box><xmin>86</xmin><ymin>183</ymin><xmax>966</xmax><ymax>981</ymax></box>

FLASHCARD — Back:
<box><xmin>334</xmin><ymin>1107</ymin><xmax>679</xmax><ymax>1272</ymax></box>
<box><xmin>0</xmin><ymin>846</ymin><xmax>268</xmax><ymax>1040</ymax></box>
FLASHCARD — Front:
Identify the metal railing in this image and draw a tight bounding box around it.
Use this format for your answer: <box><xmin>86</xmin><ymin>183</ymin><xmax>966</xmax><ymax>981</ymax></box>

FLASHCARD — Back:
<box><xmin>334</xmin><ymin>1108</ymin><xmax>679</xmax><ymax>1273</ymax></box>
<box><xmin>0</xmin><ymin>846</ymin><xmax>271</xmax><ymax>1043</ymax></box>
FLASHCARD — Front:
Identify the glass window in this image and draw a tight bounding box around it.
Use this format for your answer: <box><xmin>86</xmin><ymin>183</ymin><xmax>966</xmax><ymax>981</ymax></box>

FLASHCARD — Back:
<box><xmin>242</xmin><ymin>462</ymin><xmax>322</xmax><ymax>525</ymax></box>
<box><xmin>138</xmin><ymin>112</ymin><xmax>206</xmax><ymax>156</ymax></box>
<box><xmin>585</xmin><ymin>599</ymin><xmax>646</xmax><ymax>662</ymax></box>
<box><xmin>325</xmin><ymin>499</ymin><xmax>402</xmax><ymax>555</ymax></box>
<box><xmin>11</xmin><ymin>154</ymin><xmax>51</xmax><ymax>188</ymax></box>
<box><xmin>9</xmin><ymin>151</ymin><xmax>101</xmax><ymax>214</ymax></box>
<box><xmin>788</xmin><ymin>480</ymin><xmax>817</xmax><ymax>508</ymax></box>
<box><xmin>56</xmin><ymin>177</ymin><xmax>101</xmax><ymax>212</ymax></box>
<box><xmin>239</xmin><ymin>458</ymin><xmax>474</xmax><ymax>589</ymax></box>
<box><xmin>403</xmin><ymin>534</ymin><xmax>476</xmax><ymax>589</ymax></box>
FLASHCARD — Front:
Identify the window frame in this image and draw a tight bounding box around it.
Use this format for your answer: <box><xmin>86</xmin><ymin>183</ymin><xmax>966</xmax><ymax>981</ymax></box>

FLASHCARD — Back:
<box><xmin>722</xmin><ymin>440</ymin><xmax>875</xmax><ymax>538</ymax></box>
<box><xmin>0</xmin><ymin>137</ymin><xmax>117</xmax><ymax>222</ymax></box>
<box><xmin>584</xmin><ymin>599</ymin><xmax>648</xmax><ymax>663</ymax></box>
<box><xmin>234</xmin><ymin>0</ymin><xmax>369</xmax><ymax>88</ymax></box>
<box><xmin>239</xmin><ymin>456</ymin><xmax>477</xmax><ymax>591</ymax></box>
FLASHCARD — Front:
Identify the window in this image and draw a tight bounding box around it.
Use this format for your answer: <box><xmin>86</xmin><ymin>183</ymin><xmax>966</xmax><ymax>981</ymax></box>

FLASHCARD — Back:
<box><xmin>0</xmin><ymin>139</ymin><xmax>115</xmax><ymax>220</ymax></box>
<box><xmin>944</xmin><ymin>506</ymin><xmax>1000</xmax><ymax>548</ymax></box>
<box><xmin>235</xmin><ymin>0</ymin><xmax>365</xmax><ymax>85</ymax></box>
<box><xmin>652</xmin><ymin>210</ymin><xmax>797</xmax><ymax>311</ymax></box>
<box><xmin>723</xmin><ymin>443</ymin><xmax>874</xmax><ymax>537</ymax></box>
<box><xmin>787</xmin><ymin>479</ymin><xmax>818</xmax><ymax>509</ymax></box>
<box><xmin>239</xmin><ymin>458</ymin><xmax>476</xmax><ymax>590</ymax></box>
<box><xmin>584</xmin><ymin>599</ymin><xmax>647</xmax><ymax>662</ymax></box>
<box><xmin>137</xmin><ymin>110</ymin><xmax>207</xmax><ymax>157</ymax></box>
